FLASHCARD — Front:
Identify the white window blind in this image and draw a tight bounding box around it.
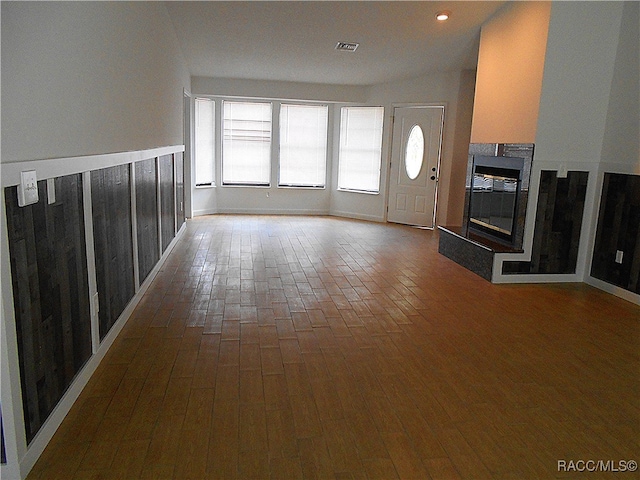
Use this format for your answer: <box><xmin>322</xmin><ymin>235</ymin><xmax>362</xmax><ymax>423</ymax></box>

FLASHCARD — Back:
<box><xmin>194</xmin><ymin>98</ymin><xmax>215</xmax><ymax>186</ymax></box>
<box><xmin>279</xmin><ymin>104</ymin><xmax>328</xmax><ymax>187</ymax></box>
<box><xmin>222</xmin><ymin>101</ymin><xmax>272</xmax><ymax>185</ymax></box>
<box><xmin>338</xmin><ymin>106</ymin><xmax>384</xmax><ymax>193</ymax></box>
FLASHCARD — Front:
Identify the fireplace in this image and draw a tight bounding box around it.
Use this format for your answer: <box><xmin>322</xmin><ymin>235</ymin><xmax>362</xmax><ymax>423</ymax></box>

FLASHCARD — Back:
<box><xmin>438</xmin><ymin>143</ymin><xmax>534</xmax><ymax>280</ymax></box>
<box><xmin>468</xmin><ymin>155</ymin><xmax>524</xmax><ymax>245</ymax></box>
<box><xmin>463</xmin><ymin>143</ymin><xmax>534</xmax><ymax>251</ymax></box>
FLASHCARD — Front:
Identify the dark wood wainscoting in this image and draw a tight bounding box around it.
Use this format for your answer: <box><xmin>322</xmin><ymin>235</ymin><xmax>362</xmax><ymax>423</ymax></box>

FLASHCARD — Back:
<box><xmin>4</xmin><ymin>175</ymin><xmax>92</xmax><ymax>443</ymax></box>
<box><xmin>1</xmin><ymin>410</ymin><xmax>5</xmax><ymax>464</ymax></box>
<box><xmin>503</xmin><ymin>171</ymin><xmax>589</xmax><ymax>275</ymax></box>
<box><xmin>159</xmin><ymin>154</ymin><xmax>175</xmax><ymax>253</ymax></box>
<box><xmin>135</xmin><ymin>159</ymin><xmax>160</xmax><ymax>283</ymax></box>
<box><xmin>591</xmin><ymin>173</ymin><xmax>640</xmax><ymax>294</ymax></box>
<box><xmin>91</xmin><ymin>165</ymin><xmax>136</xmax><ymax>339</ymax></box>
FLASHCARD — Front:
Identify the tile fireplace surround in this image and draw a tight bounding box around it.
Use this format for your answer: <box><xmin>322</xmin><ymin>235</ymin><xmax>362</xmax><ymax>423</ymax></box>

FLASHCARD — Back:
<box><xmin>438</xmin><ymin>143</ymin><xmax>534</xmax><ymax>281</ymax></box>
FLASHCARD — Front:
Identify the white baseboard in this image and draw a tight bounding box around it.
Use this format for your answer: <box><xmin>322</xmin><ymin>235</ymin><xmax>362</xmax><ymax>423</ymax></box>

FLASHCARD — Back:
<box><xmin>214</xmin><ymin>208</ymin><xmax>330</xmax><ymax>216</ymax></box>
<box><xmin>492</xmin><ymin>272</ymin><xmax>582</xmax><ymax>284</ymax></box>
<box><xmin>329</xmin><ymin>210</ymin><xmax>385</xmax><ymax>223</ymax></box>
<box><xmin>585</xmin><ymin>276</ymin><xmax>640</xmax><ymax>306</ymax></box>
<box><xmin>194</xmin><ymin>207</ymin><xmax>386</xmax><ymax>223</ymax></box>
<box><xmin>193</xmin><ymin>207</ymin><xmax>218</xmax><ymax>217</ymax></box>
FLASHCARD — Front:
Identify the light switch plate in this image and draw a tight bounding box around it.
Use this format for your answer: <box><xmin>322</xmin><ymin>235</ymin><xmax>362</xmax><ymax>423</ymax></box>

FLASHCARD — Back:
<box><xmin>615</xmin><ymin>250</ymin><xmax>624</xmax><ymax>264</ymax></box>
<box><xmin>557</xmin><ymin>164</ymin><xmax>568</xmax><ymax>178</ymax></box>
<box><xmin>18</xmin><ymin>170</ymin><xmax>39</xmax><ymax>207</ymax></box>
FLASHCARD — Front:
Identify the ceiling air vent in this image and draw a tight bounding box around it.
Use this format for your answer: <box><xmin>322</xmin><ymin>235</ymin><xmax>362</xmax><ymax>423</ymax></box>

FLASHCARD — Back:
<box><xmin>335</xmin><ymin>42</ymin><xmax>359</xmax><ymax>52</ymax></box>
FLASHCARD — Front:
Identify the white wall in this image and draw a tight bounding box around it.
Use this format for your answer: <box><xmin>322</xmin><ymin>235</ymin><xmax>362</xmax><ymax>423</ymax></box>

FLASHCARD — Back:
<box><xmin>600</xmin><ymin>0</ymin><xmax>640</xmax><ymax>171</ymax></box>
<box><xmin>192</xmin><ymin>76</ymin><xmax>367</xmax><ymax>104</ymax></box>
<box><xmin>469</xmin><ymin>0</ymin><xmax>629</xmax><ymax>195</ymax></box>
<box><xmin>446</xmin><ymin>70</ymin><xmax>476</xmax><ymax>225</ymax></box>
<box><xmin>534</xmin><ymin>1</ymin><xmax>624</xmax><ymax>166</ymax></box>
<box><xmin>470</xmin><ymin>1</ymin><xmax>551</xmax><ymax>144</ymax></box>
<box><xmin>1</xmin><ymin>2</ymin><xmax>190</xmax><ymax>163</ymax></box>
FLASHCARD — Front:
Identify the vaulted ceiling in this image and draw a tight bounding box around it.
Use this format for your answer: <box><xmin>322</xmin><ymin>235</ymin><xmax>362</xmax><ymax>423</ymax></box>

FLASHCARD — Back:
<box><xmin>165</xmin><ymin>1</ymin><xmax>507</xmax><ymax>86</ymax></box>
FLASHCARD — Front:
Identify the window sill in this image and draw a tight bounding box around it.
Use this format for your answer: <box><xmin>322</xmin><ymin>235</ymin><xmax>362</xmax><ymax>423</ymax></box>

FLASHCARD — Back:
<box><xmin>221</xmin><ymin>183</ymin><xmax>271</xmax><ymax>188</ymax></box>
<box><xmin>278</xmin><ymin>185</ymin><xmax>326</xmax><ymax>190</ymax></box>
<box><xmin>336</xmin><ymin>188</ymin><xmax>380</xmax><ymax>196</ymax></box>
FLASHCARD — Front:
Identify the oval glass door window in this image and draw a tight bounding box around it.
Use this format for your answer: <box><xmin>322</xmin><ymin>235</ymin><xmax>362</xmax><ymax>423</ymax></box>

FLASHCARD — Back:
<box><xmin>405</xmin><ymin>125</ymin><xmax>424</xmax><ymax>180</ymax></box>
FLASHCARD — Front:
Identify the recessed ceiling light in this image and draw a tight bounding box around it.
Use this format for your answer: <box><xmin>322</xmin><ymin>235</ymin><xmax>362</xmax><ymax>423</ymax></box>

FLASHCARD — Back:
<box><xmin>436</xmin><ymin>11</ymin><xmax>450</xmax><ymax>21</ymax></box>
<box><xmin>335</xmin><ymin>42</ymin><xmax>359</xmax><ymax>52</ymax></box>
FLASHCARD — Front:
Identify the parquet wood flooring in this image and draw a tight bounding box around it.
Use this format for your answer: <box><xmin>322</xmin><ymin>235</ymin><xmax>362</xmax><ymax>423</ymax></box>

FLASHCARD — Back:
<box><xmin>27</xmin><ymin>215</ymin><xmax>639</xmax><ymax>479</ymax></box>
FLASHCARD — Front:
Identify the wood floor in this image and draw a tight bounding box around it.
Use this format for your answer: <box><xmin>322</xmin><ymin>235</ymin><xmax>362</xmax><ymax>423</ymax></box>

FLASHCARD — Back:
<box><xmin>27</xmin><ymin>215</ymin><xmax>639</xmax><ymax>479</ymax></box>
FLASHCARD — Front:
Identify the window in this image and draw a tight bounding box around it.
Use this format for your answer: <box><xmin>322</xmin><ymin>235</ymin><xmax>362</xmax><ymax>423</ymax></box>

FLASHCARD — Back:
<box><xmin>194</xmin><ymin>98</ymin><xmax>215</xmax><ymax>186</ymax></box>
<box><xmin>222</xmin><ymin>101</ymin><xmax>272</xmax><ymax>185</ymax></box>
<box><xmin>338</xmin><ymin>106</ymin><xmax>384</xmax><ymax>193</ymax></box>
<box><xmin>405</xmin><ymin>125</ymin><xmax>424</xmax><ymax>180</ymax></box>
<box><xmin>279</xmin><ymin>104</ymin><xmax>328</xmax><ymax>187</ymax></box>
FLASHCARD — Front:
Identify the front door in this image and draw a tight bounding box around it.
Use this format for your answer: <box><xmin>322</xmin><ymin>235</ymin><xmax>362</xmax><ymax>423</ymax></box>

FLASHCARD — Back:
<box><xmin>387</xmin><ymin>105</ymin><xmax>444</xmax><ymax>228</ymax></box>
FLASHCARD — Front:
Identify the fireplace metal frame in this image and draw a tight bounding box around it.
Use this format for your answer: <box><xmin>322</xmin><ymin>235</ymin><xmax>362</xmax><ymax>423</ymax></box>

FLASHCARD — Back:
<box><xmin>463</xmin><ymin>143</ymin><xmax>534</xmax><ymax>251</ymax></box>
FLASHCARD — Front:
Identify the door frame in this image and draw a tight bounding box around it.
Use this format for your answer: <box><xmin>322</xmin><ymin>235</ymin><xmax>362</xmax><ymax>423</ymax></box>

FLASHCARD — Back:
<box><xmin>183</xmin><ymin>89</ymin><xmax>193</xmax><ymax>219</ymax></box>
<box><xmin>385</xmin><ymin>102</ymin><xmax>446</xmax><ymax>228</ymax></box>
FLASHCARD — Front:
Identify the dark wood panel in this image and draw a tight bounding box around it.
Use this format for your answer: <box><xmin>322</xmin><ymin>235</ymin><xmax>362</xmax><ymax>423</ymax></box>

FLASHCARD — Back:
<box><xmin>1</xmin><ymin>407</ymin><xmax>5</xmax><ymax>464</ymax></box>
<box><xmin>4</xmin><ymin>174</ymin><xmax>91</xmax><ymax>443</ymax></box>
<box><xmin>135</xmin><ymin>159</ymin><xmax>159</xmax><ymax>283</ymax></box>
<box><xmin>591</xmin><ymin>173</ymin><xmax>640</xmax><ymax>294</ymax></box>
<box><xmin>175</xmin><ymin>152</ymin><xmax>185</xmax><ymax>230</ymax></box>
<box><xmin>159</xmin><ymin>154</ymin><xmax>175</xmax><ymax>253</ymax></box>
<box><xmin>503</xmin><ymin>171</ymin><xmax>589</xmax><ymax>275</ymax></box>
<box><xmin>91</xmin><ymin>165</ymin><xmax>135</xmax><ymax>339</ymax></box>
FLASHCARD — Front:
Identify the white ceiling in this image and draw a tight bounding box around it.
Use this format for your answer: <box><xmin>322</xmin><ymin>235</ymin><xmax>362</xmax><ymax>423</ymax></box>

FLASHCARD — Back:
<box><xmin>165</xmin><ymin>1</ymin><xmax>507</xmax><ymax>86</ymax></box>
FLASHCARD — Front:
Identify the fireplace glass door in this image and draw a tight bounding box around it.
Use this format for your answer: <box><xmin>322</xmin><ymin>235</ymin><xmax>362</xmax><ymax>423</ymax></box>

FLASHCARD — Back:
<box><xmin>469</xmin><ymin>172</ymin><xmax>519</xmax><ymax>239</ymax></box>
